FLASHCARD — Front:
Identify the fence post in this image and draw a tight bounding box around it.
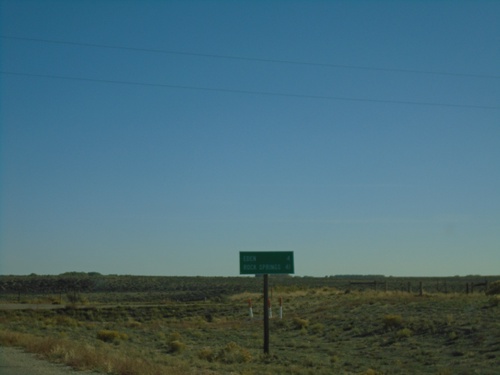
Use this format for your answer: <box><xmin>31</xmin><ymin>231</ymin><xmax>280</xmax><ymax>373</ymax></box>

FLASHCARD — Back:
<box><xmin>248</xmin><ymin>299</ymin><xmax>253</xmax><ymax>319</ymax></box>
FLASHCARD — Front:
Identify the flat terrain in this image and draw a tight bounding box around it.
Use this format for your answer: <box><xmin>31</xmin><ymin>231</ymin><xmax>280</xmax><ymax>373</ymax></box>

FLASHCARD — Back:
<box><xmin>0</xmin><ymin>276</ymin><xmax>499</xmax><ymax>374</ymax></box>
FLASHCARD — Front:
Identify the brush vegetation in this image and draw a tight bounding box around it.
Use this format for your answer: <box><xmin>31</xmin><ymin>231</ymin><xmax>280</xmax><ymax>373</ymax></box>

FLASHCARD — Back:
<box><xmin>1</xmin><ymin>275</ymin><xmax>499</xmax><ymax>374</ymax></box>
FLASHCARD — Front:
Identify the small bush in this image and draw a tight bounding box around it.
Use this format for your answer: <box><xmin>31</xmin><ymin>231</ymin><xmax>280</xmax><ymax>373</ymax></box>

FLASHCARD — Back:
<box><xmin>396</xmin><ymin>328</ymin><xmax>413</xmax><ymax>339</ymax></box>
<box><xmin>164</xmin><ymin>331</ymin><xmax>186</xmax><ymax>353</ymax></box>
<box><xmin>310</xmin><ymin>323</ymin><xmax>325</xmax><ymax>335</ymax></box>
<box><xmin>66</xmin><ymin>293</ymin><xmax>87</xmax><ymax>304</ymax></box>
<box><xmin>486</xmin><ymin>281</ymin><xmax>500</xmax><ymax>295</ymax></box>
<box><xmin>292</xmin><ymin>317</ymin><xmax>309</xmax><ymax>330</ymax></box>
<box><xmin>125</xmin><ymin>319</ymin><xmax>142</xmax><ymax>328</ymax></box>
<box><xmin>383</xmin><ymin>314</ymin><xmax>403</xmax><ymax>330</ymax></box>
<box><xmin>445</xmin><ymin>314</ymin><xmax>454</xmax><ymax>326</ymax></box>
<box><xmin>488</xmin><ymin>296</ymin><xmax>500</xmax><ymax>307</ymax></box>
<box><xmin>168</xmin><ymin>340</ymin><xmax>186</xmax><ymax>353</ymax></box>
<box><xmin>216</xmin><ymin>342</ymin><xmax>252</xmax><ymax>364</ymax></box>
<box><xmin>198</xmin><ymin>347</ymin><xmax>216</xmax><ymax>362</ymax></box>
<box><xmin>168</xmin><ymin>332</ymin><xmax>182</xmax><ymax>342</ymax></box>
<box><xmin>55</xmin><ymin>316</ymin><xmax>79</xmax><ymax>327</ymax></box>
<box><xmin>96</xmin><ymin>329</ymin><xmax>128</xmax><ymax>343</ymax></box>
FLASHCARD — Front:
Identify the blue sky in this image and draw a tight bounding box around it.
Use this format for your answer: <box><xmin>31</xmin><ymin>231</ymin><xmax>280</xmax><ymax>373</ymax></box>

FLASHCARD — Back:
<box><xmin>1</xmin><ymin>0</ymin><xmax>499</xmax><ymax>277</ymax></box>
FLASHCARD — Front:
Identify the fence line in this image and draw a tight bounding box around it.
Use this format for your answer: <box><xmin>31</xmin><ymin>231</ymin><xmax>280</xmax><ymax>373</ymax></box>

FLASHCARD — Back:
<box><xmin>348</xmin><ymin>279</ymin><xmax>491</xmax><ymax>295</ymax></box>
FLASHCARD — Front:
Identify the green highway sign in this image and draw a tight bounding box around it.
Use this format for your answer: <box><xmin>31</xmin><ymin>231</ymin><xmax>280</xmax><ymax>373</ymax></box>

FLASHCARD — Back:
<box><xmin>240</xmin><ymin>251</ymin><xmax>294</xmax><ymax>275</ymax></box>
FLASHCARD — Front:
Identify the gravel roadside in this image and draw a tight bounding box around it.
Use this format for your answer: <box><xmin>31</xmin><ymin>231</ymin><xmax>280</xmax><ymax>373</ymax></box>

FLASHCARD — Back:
<box><xmin>0</xmin><ymin>346</ymin><xmax>101</xmax><ymax>375</ymax></box>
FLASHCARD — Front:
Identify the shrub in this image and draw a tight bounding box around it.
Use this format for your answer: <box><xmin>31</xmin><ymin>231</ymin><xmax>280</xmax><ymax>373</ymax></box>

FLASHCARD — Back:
<box><xmin>0</xmin><ymin>330</ymin><xmax>24</xmax><ymax>346</ymax></box>
<box><xmin>488</xmin><ymin>296</ymin><xmax>500</xmax><ymax>307</ymax></box>
<box><xmin>198</xmin><ymin>347</ymin><xmax>216</xmax><ymax>362</ymax></box>
<box><xmin>310</xmin><ymin>323</ymin><xmax>325</xmax><ymax>335</ymax></box>
<box><xmin>445</xmin><ymin>314</ymin><xmax>454</xmax><ymax>326</ymax></box>
<box><xmin>96</xmin><ymin>329</ymin><xmax>128</xmax><ymax>343</ymax></box>
<box><xmin>216</xmin><ymin>342</ymin><xmax>252</xmax><ymax>364</ymax></box>
<box><xmin>168</xmin><ymin>340</ymin><xmax>186</xmax><ymax>353</ymax></box>
<box><xmin>292</xmin><ymin>317</ymin><xmax>309</xmax><ymax>330</ymax></box>
<box><xmin>486</xmin><ymin>281</ymin><xmax>500</xmax><ymax>295</ymax></box>
<box><xmin>55</xmin><ymin>315</ymin><xmax>79</xmax><ymax>327</ymax></box>
<box><xmin>66</xmin><ymin>293</ymin><xmax>87</xmax><ymax>304</ymax></box>
<box><xmin>330</xmin><ymin>354</ymin><xmax>340</xmax><ymax>363</ymax></box>
<box><xmin>383</xmin><ymin>314</ymin><xmax>403</xmax><ymax>330</ymax></box>
<box><xmin>165</xmin><ymin>331</ymin><xmax>186</xmax><ymax>353</ymax></box>
<box><xmin>125</xmin><ymin>319</ymin><xmax>142</xmax><ymax>328</ymax></box>
<box><xmin>396</xmin><ymin>328</ymin><xmax>413</xmax><ymax>339</ymax></box>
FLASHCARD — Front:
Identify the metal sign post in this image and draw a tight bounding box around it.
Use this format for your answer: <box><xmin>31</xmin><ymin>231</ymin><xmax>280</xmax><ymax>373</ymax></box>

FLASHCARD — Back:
<box><xmin>263</xmin><ymin>273</ymin><xmax>269</xmax><ymax>354</ymax></box>
<box><xmin>239</xmin><ymin>251</ymin><xmax>294</xmax><ymax>355</ymax></box>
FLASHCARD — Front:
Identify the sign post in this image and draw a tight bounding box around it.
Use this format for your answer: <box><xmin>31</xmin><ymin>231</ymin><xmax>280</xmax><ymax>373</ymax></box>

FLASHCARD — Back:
<box><xmin>263</xmin><ymin>274</ymin><xmax>269</xmax><ymax>354</ymax></box>
<box><xmin>239</xmin><ymin>251</ymin><xmax>294</xmax><ymax>354</ymax></box>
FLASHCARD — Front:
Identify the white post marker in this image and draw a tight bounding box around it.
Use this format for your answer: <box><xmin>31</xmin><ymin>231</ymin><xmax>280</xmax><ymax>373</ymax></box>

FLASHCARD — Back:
<box><xmin>279</xmin><ymin>297</ymin><xmax>283</xmax><ymax>319</ymax></box>
<box><xmin>248</xmin><ymin>299</ymin><xmax>253</xmax><ymax>319</ymax></box>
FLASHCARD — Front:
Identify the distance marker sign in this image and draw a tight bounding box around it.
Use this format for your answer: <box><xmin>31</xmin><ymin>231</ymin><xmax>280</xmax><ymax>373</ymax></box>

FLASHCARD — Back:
<box><xmin>240</xmin><ymin>251</ymin><xmax>294</xmax><ymax>275</ymax></box>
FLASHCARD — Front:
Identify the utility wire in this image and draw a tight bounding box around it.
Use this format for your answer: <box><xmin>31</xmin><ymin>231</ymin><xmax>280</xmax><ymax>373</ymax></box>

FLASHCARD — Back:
<box><xmin>2</xmin><ymin>35</ymin><xmax>499</xmax><ymax>80</ymax></box>
<box><xmin>2</xmin><ymin>71</ymin><xmax>498</xmax><ymax>110</ymax></box>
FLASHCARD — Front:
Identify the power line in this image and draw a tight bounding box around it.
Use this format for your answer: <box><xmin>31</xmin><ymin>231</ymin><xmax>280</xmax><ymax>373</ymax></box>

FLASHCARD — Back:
<box><xmin>2</xmin><ymin>71</ymin><xmax>498</xmax><ymax>110</ymax></box>
<box><xmin>2</xmin><ymin>35</ymin><xmax>499</xmax><ymax>80</ymax></box>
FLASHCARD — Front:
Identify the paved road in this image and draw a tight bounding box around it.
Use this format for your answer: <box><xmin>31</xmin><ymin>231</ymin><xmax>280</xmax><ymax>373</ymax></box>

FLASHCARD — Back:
<box><xmin>0</xmin><ymin>347</ymin><xmax>100</xmax><ymax>375</ymax></box>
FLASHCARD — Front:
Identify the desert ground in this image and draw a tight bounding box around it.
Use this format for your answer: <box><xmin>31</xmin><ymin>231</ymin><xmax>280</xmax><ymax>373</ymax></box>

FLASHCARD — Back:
<box><xmin>1</xmin><ymin>274</ymin><xmax>499</xmax><ymax>374</ymax></box>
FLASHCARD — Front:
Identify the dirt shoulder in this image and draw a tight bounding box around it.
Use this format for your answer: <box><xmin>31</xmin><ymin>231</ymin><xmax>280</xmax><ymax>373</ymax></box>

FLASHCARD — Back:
<box><xmin>0</xmin><ymin>346</ymin><xmax>100</xmax><ymax>375</ymax></box>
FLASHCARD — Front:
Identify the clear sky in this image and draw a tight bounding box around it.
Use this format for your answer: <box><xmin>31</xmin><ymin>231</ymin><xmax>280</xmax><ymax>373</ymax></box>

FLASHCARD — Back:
<box><xmin>1</xmin><ymin>0</ymin><xmax>499</xmax><ymax>277</ymax></box>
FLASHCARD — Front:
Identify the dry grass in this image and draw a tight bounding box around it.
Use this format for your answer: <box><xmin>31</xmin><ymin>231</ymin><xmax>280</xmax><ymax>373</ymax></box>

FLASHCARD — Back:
<box><xmin>228</xmin><ymin>292</ymin><xmax>261</xmax><ymax>302</ymax></box>
<box><xmin>1</xmin><ymin>288</ymin><xmax>499</xmax><ymax>375</ymax></box>
<box><xmin>0</xmin><ymin>329</ymin><xmax>189</xmax><ymax>375</ymax></box>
